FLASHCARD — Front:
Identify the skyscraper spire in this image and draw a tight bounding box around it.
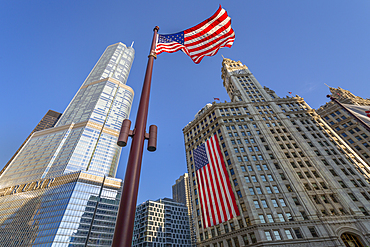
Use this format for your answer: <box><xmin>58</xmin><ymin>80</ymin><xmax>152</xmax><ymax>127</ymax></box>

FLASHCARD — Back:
<box><xmin>0</xmin><ymin>42</ymin><xmax>135</xmax><ymax>246</ymax></box>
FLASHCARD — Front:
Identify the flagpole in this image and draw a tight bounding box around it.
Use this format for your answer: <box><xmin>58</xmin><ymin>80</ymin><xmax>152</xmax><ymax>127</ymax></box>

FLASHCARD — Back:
<box><xmin>112</xmin><ymin>26</ymin><xmax>159</xmax><ymax>247</ymax></box>
<box><xmin>327</xmin><ymin>95</ymin><xmax>370</xmax><ymax>132</ymax></box>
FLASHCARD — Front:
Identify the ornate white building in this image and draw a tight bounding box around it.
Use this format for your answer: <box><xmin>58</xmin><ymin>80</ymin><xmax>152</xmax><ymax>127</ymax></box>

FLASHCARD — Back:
<box><xmin>182</xmin><ymin>58</ymin><xmax>370</xmax><ymax>247</ymax></box>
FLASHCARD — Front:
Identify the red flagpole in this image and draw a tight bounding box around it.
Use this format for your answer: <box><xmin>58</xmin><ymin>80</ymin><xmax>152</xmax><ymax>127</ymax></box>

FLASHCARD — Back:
<box><xmin>112</xmin><ymin>26</ymin><xmax>159</xmax><ymax>247</ymax></box>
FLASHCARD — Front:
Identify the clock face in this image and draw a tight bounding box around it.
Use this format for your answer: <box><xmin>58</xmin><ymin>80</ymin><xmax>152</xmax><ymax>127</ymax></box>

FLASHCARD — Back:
<box><xmin>348</xmin><ymin>241</ymin><xmax>355</xmax><ymax>247</ymax></box>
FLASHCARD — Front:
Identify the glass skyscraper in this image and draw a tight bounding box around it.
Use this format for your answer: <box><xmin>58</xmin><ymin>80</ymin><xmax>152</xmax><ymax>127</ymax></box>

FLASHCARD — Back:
<box><xmin>0</xmin><ymin>42</ymin><xmax>135</xmax><ymax>246</ymax></box>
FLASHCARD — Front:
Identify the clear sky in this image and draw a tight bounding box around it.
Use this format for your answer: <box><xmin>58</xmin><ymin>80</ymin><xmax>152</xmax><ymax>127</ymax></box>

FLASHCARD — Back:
<box><xmin>1</xmin><ymin>1</ymin><xmax>370</xmax><ymax>204</ymax></box>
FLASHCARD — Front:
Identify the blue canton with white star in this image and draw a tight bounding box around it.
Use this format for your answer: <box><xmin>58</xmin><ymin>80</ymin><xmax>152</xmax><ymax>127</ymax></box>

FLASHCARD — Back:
<box><xmin>158</xmin><ymin>32</ymin><xmax>184</xmax><ymax>45</ymax></box>
<box><xmin>194</xmin><ymin>143</ymin><xmax>209</xmax><ymax>171</ymax></box>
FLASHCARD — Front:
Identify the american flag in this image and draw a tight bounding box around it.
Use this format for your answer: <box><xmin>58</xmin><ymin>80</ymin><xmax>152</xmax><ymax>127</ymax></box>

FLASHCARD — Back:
<box><xmin>155</xmin><ymin>6</ymin><xmax>235</xmax><ymax>64</ymax></box>
<box><xmin>193</xmin><ymin>134</ymin><xmax>240</xmax><ymax>228</ymax></box>
<box><xmin>342</xmin><ymin>104</ymin><xmax>370</xmax><ymax>127</ymax></box>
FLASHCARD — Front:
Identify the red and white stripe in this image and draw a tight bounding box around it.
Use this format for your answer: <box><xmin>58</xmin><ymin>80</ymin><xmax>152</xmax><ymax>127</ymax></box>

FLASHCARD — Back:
<box><xmin>155</xmin><ymin>41</ymin><xmax>183</xmax><ymax>55</ymax></box>
<box><xmin>184</xmin><ymin>7</ymin><xmax>235</xmax><ymax>63</ymax></box>
<box><xmin>155</xmin><ymin>6</ymin><xmax>235</xmax><ymax>64</ymax></box>
<box><xmin>196</xmin><ymin>135</ymin><xmax>239</xmax><ymax>228</ymax></box>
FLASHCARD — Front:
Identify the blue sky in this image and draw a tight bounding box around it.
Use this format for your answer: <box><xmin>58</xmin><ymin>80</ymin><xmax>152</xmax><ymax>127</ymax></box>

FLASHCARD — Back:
<box><xmin>1</xmin><ymin>1</ymin><xmax>370</xmax><ymax>204</ymax></box>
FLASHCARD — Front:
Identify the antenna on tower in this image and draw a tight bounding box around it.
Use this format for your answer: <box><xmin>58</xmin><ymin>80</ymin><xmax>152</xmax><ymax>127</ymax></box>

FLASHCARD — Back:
<box><xmin>131</xmin><ymin>41</ymin><xmax>134</xmax><ymax>48</ymax></box>
<box><xmin>324</xmin><ymin>83</ymin><xmax>331</xmax><ymax>88</ymax></box>
<box><xmin>221</xmin><ymin>54</ymin><xmax>225</xmax><ymax>59</ymax></box>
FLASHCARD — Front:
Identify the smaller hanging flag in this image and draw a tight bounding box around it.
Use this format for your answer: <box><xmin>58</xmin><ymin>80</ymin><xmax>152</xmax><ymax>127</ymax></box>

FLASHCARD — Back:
<box><xmin>155</xmin><ymin>6</ymin><xmax>235</xmax><ymax>64</ymax></box>
<box><xmin>288</xmin><ymin>92</ymin><xmax>292</xmax><ymax>95</ymax></box>
<box><xmin>342</xmin><ymin>104</ymin><xmax>370</xmax><ymax>127</ymax></box>
<box><xmin>214</xmin><ymin>98</ymin><xmax>220</xmax><ymax>101</ymax></box>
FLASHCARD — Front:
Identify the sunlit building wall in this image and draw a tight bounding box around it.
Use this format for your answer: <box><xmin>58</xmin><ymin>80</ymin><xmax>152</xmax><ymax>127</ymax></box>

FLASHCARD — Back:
<box><xmin>0</xmin><ymin>42</ymin><xmax>135</xmax><ymax>246</ymax></box>
<box><xmin>183</xmin><ymin>58</ymin><xmax>370</xmax><ymax>247</ymax></box>
<box><xmin>0</xmin><ymin>42</ymin><xmax>134</xmax><ymax>188</ymax></box>
<box><xmin>316</xmin><ymin>87</ymin><xmax>370</xmax><ymax>165</ymax></box>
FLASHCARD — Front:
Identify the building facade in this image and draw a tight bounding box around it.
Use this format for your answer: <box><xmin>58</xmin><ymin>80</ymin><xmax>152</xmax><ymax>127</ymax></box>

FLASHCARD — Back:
<box><xmin>0</xmin><ymin>42</ymin><xmax>135</xmax><ymax>246</ymax></box>
<box><xmin>132</xmin><ymin>198</ymin><xmax>192</xmax><ymax>247</ymax></box>
<box><xmin>0</xmin><ymin>171</ymin><xmax>122</xmax><ymax>247</ymax></box>
<box><xmin>183</xmin><ymin>58</ymin><xmax>370</xmax><ymax>247</ymax></box>
<box><xmin>316</xmin><ymin>87</ymin><xmax>370</xmax><ymax>165</ymax></box>
<box><xmin>172</xmin><ymin>173</ymin><xmax>197</xmax><ymax>246</ymax></box>
<box><xmin>0</xmin><ymin>110</ymin><xmax>62</xmax><ymax>177</ymax></box>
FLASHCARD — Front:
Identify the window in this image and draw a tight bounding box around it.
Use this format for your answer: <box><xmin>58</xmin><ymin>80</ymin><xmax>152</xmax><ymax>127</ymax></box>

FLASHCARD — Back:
<box><xmin>293</xmin><ymin>197</ymin><xmax>300</xmax><ymax>205</ymax></box>
<box><xmin>278</xmin><ymin>214</ymin><xmax>285</xmax><ymax>222</ymax></box>
<box><xmin>249</xmin><ymin>188</ymin><xmax>255</xmax><ymax>195</ymax></box>
<box><xmin>265</xmin><ymin>231</ymin><xmax>272</xmax><ymax>241</ymax></box>
<box><xmin>294</xmin><ymin>228</ymin><xmax>303</xmax><ymax>238</ymax></box>
<box><xmin>266</xmin><ymin>186</ymin><xmax>272</xmax><ymax>194</ymax></box>
<box><xmin>253</xmin><ymin>201</ymin><xmax>260</xmax><ymax>208</ymax></box>
<box><xmin>285</xmin><ymin>229</ymin><xmax>294</xmax><ymax>239</ymax></box>
<box><xmin>273</xmin><ymin>186</ymin><xmax>280</xmax><ymax>193</ymax></box>
<box><xmin>244</xmin><ymin>176</ymin><xmax>250</xmax><ymax>183</ymax></box>
<box><xmin>360</xmin><ymin>207</ymin><xmax>369</xmax><ymax>216</ymax></box>
<box><xmin>251</xmin><ymin>176</ymin><xmax>257</xmax><ymax>182</ymax></box>
<box><xmin>237</xmin><ymin>190</ymin><xmax>242</xmax><ymax>198</ymax></box>
<box><xmin>267</xmin><ymin>214</ymin><xmax>274</xmax><ymax>223</ymax></box>
<box><xmin>261</xmin><ymin>200</ymin><xmax>268</xmax><ymax>208</ymax></box>
<box><xmin>308</xmin><ymin>227</ymin><xmax>318</xmax><ymax>237</ymax></box>
<box><xmin>273</xmin><ymin>230</ymin><xmax>281</xmax><ymax>240</ymax></box>
<box><xmin>256</xmin><ymin>187</ymin><xmax>262</xmax><ymax>194</ymax></box>
<box><xmin>279</xmin><ymin>199</ymin><xmax>286</xmax><ymax>207</ymax></box>
<box><xmin>286</xmin><ymin>184</ymin><xmax>293</xmax><ymax>192</ymax></box>
<box><xmin>259</xmin><ymin>215</ymin><xmax>266</xmax><ymax>223</ymax></box>
<box><xmin>271</xmin><ymin>199</ymin><xmax>278</xmax><ymax>207</ymax></box>
<box><xmin>349</xmin><ymin>193</ymin><xmax>358</xmax><ymax>201</ymax></box>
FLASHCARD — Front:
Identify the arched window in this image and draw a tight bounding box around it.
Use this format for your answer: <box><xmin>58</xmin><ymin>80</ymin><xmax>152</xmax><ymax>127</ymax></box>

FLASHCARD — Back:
<box><xmin>341</xmin><ymin>232</ymin><xmax>364</xmax><ymax>247</ymax></box>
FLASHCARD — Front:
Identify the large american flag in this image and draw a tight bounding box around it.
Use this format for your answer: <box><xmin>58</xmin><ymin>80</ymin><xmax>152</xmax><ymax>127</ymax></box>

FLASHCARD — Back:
<box><xmin>155</xmin><ymin>6</ymin><xmax>235</xmax><ymax>64</ymax></box>
<box><xmin>193</xmin><ymin>134</ymin><xmax>240</xmax><ymax>228</ymax></box>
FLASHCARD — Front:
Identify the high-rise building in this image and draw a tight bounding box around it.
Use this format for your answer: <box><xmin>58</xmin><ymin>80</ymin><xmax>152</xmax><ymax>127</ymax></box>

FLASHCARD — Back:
<box><xmin>316</xmin><ymin>87</ymin><xmax>370</xmax><ymax>165</ymax></box>
<box><xmin>173</xmin><ymin>173</ymin><xmax>197</xmax><ymax>246</ymax></box>
<box><xmin>0</xmin><ymin>110</ymin><xmax>62</xmax><ymax>177</ymax></box>
<box><xmin>132</xmin><ymin>198</ymin><xmax>192</xmax><ymax>247</ymax></box>
<box><xmin>0</xmin><ymin>42</ymin><xmax>135</xmax><ymax>246</ymax></box>
<box><xmin>183</xmin><ymin>58</ymin><xmax>370</xmax><ymax>247</ymax></box>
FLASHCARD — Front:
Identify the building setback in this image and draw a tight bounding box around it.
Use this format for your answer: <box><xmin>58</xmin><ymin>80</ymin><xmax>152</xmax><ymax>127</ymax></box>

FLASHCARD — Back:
<box><xmin>316</xmin><ymin>87</ymin><xmax>370</xmax><ymax>165</ymax></box>
<box><xmin>0</xmin><ymin>110</ymin><xmax>62</xmax><ymax>177</ymax></box>
<box><xmin>173</xmin><ymin>173</ymin><xmax>197</xmax><ymax>246</ymax></box>
<box><xmin>183</xmin><ymin>58</ymin><xmax>370</xmax><ymax>247</ymax></box>
<box><xmin>132</xmin><ymin>198</ymin><xmax>192</xmax><ymax>247</ymax></box>
<box><xmin>0</xmin><ymin>42</ymin><xmax>135</xmax><ymax>246</ymax></box>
